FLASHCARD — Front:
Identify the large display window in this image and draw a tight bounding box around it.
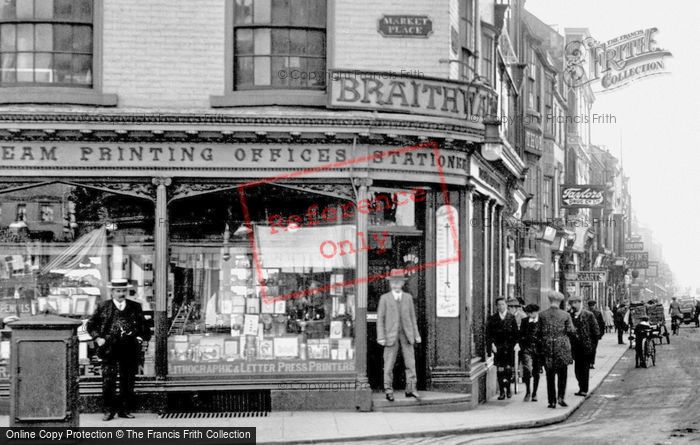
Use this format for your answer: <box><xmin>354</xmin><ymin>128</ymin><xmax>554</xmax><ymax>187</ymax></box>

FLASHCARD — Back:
<box><xmin>167</xmin><ymin>185</ymin><xmax>356</xmax><ymax>376</ymax></box>
<box><xmin>0</xmin><ymin>182</ymin><xmax>155</xmax><ymax>377</ymax></box>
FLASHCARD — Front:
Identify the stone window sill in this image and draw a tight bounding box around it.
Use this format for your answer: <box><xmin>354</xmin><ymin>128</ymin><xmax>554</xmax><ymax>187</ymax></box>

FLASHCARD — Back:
<box><xmin>0</xmin><ymin>87</ymin><xmax>118</xmax><ymax>106</ymax></box>
<box><xmin>211</xmin><ymin>90</ymin><xmax>327</xmax><ymax>108</ymax></box>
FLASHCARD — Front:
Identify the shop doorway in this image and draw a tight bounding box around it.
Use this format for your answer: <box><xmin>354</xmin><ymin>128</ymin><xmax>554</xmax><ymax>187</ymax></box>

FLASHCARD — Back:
<box><xmin>366</xmin><ymin>234</ymin><xmax>426</xmax><ymax>391</ymax></box>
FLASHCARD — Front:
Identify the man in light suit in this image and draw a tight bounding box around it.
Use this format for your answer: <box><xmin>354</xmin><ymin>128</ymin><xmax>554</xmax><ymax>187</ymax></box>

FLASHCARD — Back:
<box><xmin>377</xmin><ymin>269</ymin><xmax>421</xmax><ymax>402</ymax></box>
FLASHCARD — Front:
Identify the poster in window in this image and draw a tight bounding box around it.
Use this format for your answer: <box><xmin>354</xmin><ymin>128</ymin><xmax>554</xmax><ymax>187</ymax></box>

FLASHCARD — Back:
<box><xmin>330</xmin><ymin>321</ymin><xmax>343</xmax><ymax>339</ymax></box>
<box><xmin>436</xmin><ymin>205</ymin><xmax>460</xmax><ymax>317</ymax></box>
<box><xmin>258</xmin><ymin>339</ymin><xmax>274</xmax><ymax>359</ymax></box>
<box><xmin>273</xmin><ymin>337</ymin><xmax>299</xmax><ymax>358</ymax></box>
<box><xmin>243</xmin><ymin>314</ymin><xmax>259</xmax><ymax>336</ymax></box>
<box><xmin>274</xmin><ymin>300</ymin><xmax>286</xmax><ymax>314</ymax></box>
<box><xmin>223</xmin><ymin>340</ymin><xmax>239</xmax><ymax>359</ymax></box>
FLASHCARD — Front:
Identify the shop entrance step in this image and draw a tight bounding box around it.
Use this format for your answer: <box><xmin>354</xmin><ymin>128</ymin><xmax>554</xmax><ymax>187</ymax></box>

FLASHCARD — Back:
<box><xmin>372</xmin><ymin>391</ymin><xmax>472</xmax><ymax>413</ymax></box>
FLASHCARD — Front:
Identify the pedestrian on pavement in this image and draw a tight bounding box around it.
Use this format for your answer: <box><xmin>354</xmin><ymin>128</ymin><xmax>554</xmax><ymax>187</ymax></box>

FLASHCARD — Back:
<box><xmin>538</xmin><ymin>290</ymin><xmax>575</xmax><ymax>409</ymax></box>
<box><xmin>614</xmin><ymin>301</ymin><xmax>629</xmax><ymax>344</ymax></box>
<box><xmin>587</xmin><ymin>300</ymin><xmax>606</xmax><ymax>369</ymax></box>
<box><xmin>487</xmin><ymin>296</ymin><xmax>519</xmax><ymax>400</ymax></box>
<box><xmin>520</xmin><ymin>303</ymin><xmax>542</xmax><ymax>402</ymax></box>
<box><xmin>603</xmin><ymin>305</ymin><xmax>615</xmax><ymax>333</ymax></box>
<box><xmin>87</xmin><ymin>278</ymin><xmax>151</xmax><ymax>421</ymax></box>
<box><xmin>669</xmin><ymin>297</ymin><xmax>682</xmax><ymax>334</ymax></box>
<box><xmin>569</xmin><ymin>295</ymin><xmax>600</xmax><ymax>397</ymax></box>
<box><xmin>376</xmin><ymin>269</ymin><xmax>421</xmax><ymax>402</ymax></box>
<box><xmin>507</xmin><ymin>297</ymin><xmax>527</xmax><ymax>329</ymax></box>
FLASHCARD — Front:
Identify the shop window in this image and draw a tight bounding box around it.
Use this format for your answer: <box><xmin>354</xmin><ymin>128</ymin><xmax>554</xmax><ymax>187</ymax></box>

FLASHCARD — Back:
<box><xmin>40</xmin><ymin>202</ymin><xmax>54</xmax><ymax>222</ymax></box>
<box><xmin>0</xmin><ymin>182</ymin><xmax>155</xmax><ymax>377</ymax></box>
<box><xmin>0</xmin><ymin>0</ymin><xmax>93</xmax><ymax>86</ymax></box>
<box><xmin>232</xmin><ymin>0</ymin><xmax>326</xmax><ymax>91</ymax></box>
<box><xmin>167</xmin><ymin>185</ymin><xmax>356</xmax><ymax>376</ymax></box>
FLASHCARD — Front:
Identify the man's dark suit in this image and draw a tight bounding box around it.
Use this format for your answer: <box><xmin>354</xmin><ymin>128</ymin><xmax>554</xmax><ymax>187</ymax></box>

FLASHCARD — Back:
<box><xmin>87</xmin><ymin>299</ymin><xmax>150</xmax><ymax>415</ymax></box>
<box><xmin>377</xmin><ymin>291</ymin><xmax>421</xmax><ymax>394</ymax></box>
<box><xmin>569</xmin><ymin>308</ymin><xmax>600</xmax><ymax>393</ymax></box>
<box><xmin>538</xmin><ymin>306</ymin><xmax>575</xmax><ymax>405</ymax></box>
<box><xmin>588</xmin><ymin>305</ymin><xmax>605</xmax><ymax>365</ymax></box>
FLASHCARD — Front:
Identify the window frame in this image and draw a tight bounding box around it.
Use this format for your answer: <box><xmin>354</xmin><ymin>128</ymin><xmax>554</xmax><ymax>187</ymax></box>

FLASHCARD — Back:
<box><xmin>211</xmin><ymin>0</ymin><xmax>329</xmax><ymax>107</ymax></box>
<box><xmin>459</xmin><ymin>0</ymin><xmax>476</xmax><ymax>81</ymax></box>
<box><xmin>0</xmin><ymin>0</ymin><xmax>116</xmax><ymax>106</ymax></box>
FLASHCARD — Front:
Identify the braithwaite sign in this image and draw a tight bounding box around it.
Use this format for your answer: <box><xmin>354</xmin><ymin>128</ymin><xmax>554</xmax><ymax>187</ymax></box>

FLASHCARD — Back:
<box><xmin>560</xmin><ymin>185</ymin><xmax>605</xmax><ymax>209</ymax></box>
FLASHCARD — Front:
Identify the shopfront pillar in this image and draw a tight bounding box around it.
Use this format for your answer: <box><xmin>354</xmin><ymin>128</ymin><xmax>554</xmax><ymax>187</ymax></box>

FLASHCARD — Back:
<box><xmin>354</xmin><ymin>178</ymin><xmax>371</xmax><ymax>385</ymax></box>
<box><xmin>460</xmin><ymin>186</ymin><xmax>473</xmax><ymax>363</ymax></box>
<box><xmin>152</xmin><ymin>177</ymin><xmax>171</xmax><ymax>379</ymax></box>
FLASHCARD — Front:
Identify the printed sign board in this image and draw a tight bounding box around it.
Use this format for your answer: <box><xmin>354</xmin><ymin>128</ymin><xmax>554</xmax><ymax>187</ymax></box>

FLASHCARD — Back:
<box><xmin>560</xmin><ymin>185</ymin><xmax>605</xmax><ymax>209</ymax></box>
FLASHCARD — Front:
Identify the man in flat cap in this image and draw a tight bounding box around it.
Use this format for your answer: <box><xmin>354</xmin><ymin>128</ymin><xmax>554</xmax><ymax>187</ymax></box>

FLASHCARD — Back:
<box><xmin>538</xmin><ymin>290</ymin><xmax>575</xmax><ymax>408</ymax></box>
<box><xmin>568</xmin><ymin>295</ymin><xmax>600</xmax><ymax>397</ymax></box>
<box><xmin>487</xmin><ymin>296</ymin><xmax>519</xmax><ymax>399</ymax></box>
<box><xmin>377</xmin><ymin>269</ymin><xmax>421</xmax><ymax>401</ymax></box>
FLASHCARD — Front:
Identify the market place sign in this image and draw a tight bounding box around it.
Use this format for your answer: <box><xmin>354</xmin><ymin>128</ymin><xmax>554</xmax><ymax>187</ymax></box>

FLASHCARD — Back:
<box><xmin>329</xmin><ymin>70</ymin><xmax>496</xmax><ymax>122</ymax></box>
<box><xmin>573</xmin><ymin>271</ymin><xmax>607</xmax><ymax>283</ymax></box>
<box><xmin>378</xmin><ymin>15</ymin><xmax>432</xmax><ymax>38</ymax></box>
<box><xmin>560</xmin><ymin>185</ymin><xmax>605</xmax><ymax>209</ymax></box>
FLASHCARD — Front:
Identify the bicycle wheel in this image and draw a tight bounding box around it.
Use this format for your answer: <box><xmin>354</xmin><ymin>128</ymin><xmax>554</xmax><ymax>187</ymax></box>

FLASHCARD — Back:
<box><xmin>650</xmin><ymin>341</ymin><xmax>656</xmax><ymax>366</ymax></box>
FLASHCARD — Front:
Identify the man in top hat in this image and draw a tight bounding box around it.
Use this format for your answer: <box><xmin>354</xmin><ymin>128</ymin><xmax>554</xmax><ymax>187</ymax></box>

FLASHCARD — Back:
<box><xmin>507</xmin><ymin>297</ymin><xmax>527</xmax><ymax>329</ymax></box>
<box><xmin>568</xmin><ymin>295</ymin><xmax>600</xmax><ymax>397</ymax></box>
<box><xmin>377</xmin><ymin>269</ymin><xmax>421</xmax><ymax>401</ymax></box>
<box><xmin>87</xmin><ymin>278</ymin><xmax>151</xmax><ymax>421</ymax></box>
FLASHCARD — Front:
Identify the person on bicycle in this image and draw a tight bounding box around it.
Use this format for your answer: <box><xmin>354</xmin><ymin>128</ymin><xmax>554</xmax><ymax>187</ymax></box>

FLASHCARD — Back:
<box><xmin>634</xmin><ymin>315</ymin><xmax>653</xmax><ymax>368</ymax></box>
<box><xmin>669</xmin><ymin>297</ymin><xmax>682</xmax><ymax>335</ymax></box>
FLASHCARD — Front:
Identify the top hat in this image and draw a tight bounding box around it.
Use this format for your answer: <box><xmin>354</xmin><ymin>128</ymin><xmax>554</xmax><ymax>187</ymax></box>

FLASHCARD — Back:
<box><xmin>385</xmin><ymin>269</ymin><xmax>408</xmax><ymax>281</ymax></box>
<box><xmin>107</xmin><ymin>278</ymin><xmax>133</xmax><ymax>289</ymax></box>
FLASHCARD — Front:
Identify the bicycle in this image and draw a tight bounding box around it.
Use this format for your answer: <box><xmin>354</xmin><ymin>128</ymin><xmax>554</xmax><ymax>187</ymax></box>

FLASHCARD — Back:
<box><xmin>642</xmin><ymin>335</ymin><xmax>656</xmax><ymax>368</ymax></box>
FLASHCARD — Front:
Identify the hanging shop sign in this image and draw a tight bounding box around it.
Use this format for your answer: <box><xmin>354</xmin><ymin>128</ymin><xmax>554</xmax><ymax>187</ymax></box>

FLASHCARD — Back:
<box><xmin>329</xmin><ymin>70</ymin><xmax>497</xmax><ymax>122</ymax></box>
<box><xmin>560</xmin><ymin>185</ymin><xmax>605</xmax><ymax>209</ymax></box>
<box><xmin>624</xmin><ymin>241</ymin><xmax>644</xmax><ymax>251</ymax></box>
<box><xmin>378</xmin><ymin>15</ymin><xmax>433</xmax><ymax>38</ymax></box>
<box><xmin>436</xmin><ymin>205</ymin><xmax>460</xmax><ymax>317</ymax></box>
<box><xmin>625</xmin><ymin>251</ymin><xmax>649</xmax><ymax>269</ymax></box>
<box><xmin>574</xmin><ymin>271</ymin><xmax>607</xmax><ymax>283</ymax></box>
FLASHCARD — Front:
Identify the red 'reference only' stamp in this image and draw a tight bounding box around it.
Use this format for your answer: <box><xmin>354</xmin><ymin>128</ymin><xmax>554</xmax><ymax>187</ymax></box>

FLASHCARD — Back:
<box><xmin>236</xmin><ymin>140</ymin><xmax>460</xmax><ymax>304</ymax></box>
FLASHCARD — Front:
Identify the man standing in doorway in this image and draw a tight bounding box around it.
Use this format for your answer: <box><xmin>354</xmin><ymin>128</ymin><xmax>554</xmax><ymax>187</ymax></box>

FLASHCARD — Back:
<box><xmin>377</xmin><ymin>269</ymin><xmax>421</xmax><ymax>402</ymax></box>
<box><xmin>88</xmin><ymin>279</ymin><xmax>151</xmax><ymax>421</ymax></box>
<box><xmin>486</xmin><ymin>297</ymin><xmax>519</xmax><ymax>400</ymax></box>
<box><xmin>569</xmin><ymin>295</ymin><xmax>600</xmax><ymax>397</ymax></box>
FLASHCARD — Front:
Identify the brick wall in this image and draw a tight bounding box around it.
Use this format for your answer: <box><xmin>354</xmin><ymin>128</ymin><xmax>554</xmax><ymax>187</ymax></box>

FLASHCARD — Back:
<box><xmin>333</xmin><ymin>0</ymin><xmax>452</xmax><ymax>78</ymax></box>
<box><xmin>102</xmin><ymin>0</ymin><xmax>225</xmax><ymax>108</ymax></box>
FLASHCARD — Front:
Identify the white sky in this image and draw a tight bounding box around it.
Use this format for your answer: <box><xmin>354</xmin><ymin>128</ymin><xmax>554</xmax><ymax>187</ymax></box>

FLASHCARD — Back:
<box><xmin>526</xmin><ymin>0</ymin><xmax>700</xmax><ymax>292</ymax></box>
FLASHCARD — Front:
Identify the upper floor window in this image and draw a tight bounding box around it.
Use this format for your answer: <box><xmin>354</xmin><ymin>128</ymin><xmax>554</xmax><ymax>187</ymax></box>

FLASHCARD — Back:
<box><xmin>480</xmin><ymin>33</ymin><xmax>494</xmax><ymax>85</ymax></box>
<box><xmin>0</xmin><ymin>0</ymin><xmax>93</xmax><ymax>87</ymax></box>
<box><xmin>40</xmin><ymin>202</ymin><xmax>54</xmax><ymax>222</ymax></box>
<box><xmin>233</xmin><ymin>0</ymin><xmax>326</xmax><ymax>91</ymax></box>
<box><xmin>459</xmin><ymin>0</ymin><xmax>475</xmax><ymax>81</ymax></box>
<box><xmin>16</xmin><ymin>203</ymin><xmax>26</xmax><ymax>222</ymax></box>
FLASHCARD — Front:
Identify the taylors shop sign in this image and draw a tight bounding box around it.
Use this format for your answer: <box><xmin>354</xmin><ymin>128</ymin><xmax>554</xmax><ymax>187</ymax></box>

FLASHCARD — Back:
<box><xmin>560</xmin><ymin>185</ymin><xmax>605</xmax><ymax>209</ymax></box>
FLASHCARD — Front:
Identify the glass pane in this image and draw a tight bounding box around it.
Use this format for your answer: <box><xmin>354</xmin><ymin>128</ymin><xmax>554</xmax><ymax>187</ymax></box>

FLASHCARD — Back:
<box><xmin>289</xmin><ymin>0</ymin><xmax>307</xmax><ymax>26</ymax></box>
<box><xmin>71</xmin><ymin>53</ymin><xmax>90</xmax><ymax>84</ymax></box>
<box><xmin>15</xmin><ymin>0</ymin><xmax>31</xmax><ymax>19</ymax></box>
<box><xmin>271</xmin><ymin>28</ymin><xmax>288</xmax><ymax>54</ymax></box>
<box><xmin>306</xmin><ymin>57</ymin><xmax>325</xmax><ymax>87</ymax></box>
<box><xmin>0</xmin><ymin>53</ymin><xmax>16</xmax><ymax>82</ymax></box>
<box><xmin>270</xmin><ymin>56</ymin><xmax>287</xmax><ymax>87</ymax></box>
<box><xmin>253</xmin><ymin>0</ymin><xmax>270</xmax><ymax>24</ymax></box>
<box><xmin>34</xmin><ymin>51</ymin><xmax>51</xmax><ymax>82</ymax></box>
<box><xmin>289</xmin><ymin>29</ymin><xmax>305</xmax><ymax>55</ymax></box>
<box><xmin>306</xmin><ymin>30</ymin><xmax>324</xmax><ymax>56</ymax></box>
<box><xmin>16</xmin><ymin>24</ymin><xmax>33</xmax><ymax>51</ymax></box>
<box><xmin>0</xmin><ymin>0</ymin><xmax>17</xmax><ymax>20</ymax></box>
<box><xmin>308</xmin><ymin>0</ymin><xmax>326</xmax><ymax>27</ymax></box>
<box><xmin>16</xmin><ymin>51</ymin><xmax>32</xmax><ymax>81</ymax></box>
<box><xmin>53</xmin><ymin>24</ymin><xmax>71</xmax><ymax>51</ymax></box>
<box><xmin>53</xmin><ymin>52</ymin><xmax>70</xmax><ymax>82</ymax></box>
<box><xmin>75</xmin><ymin>0</ymin><xmax>91</xmax><ymax>21</ymax></box>
<box><xmin>54</xmin><ymin>0</ymin><xmax>71</xmax><ymax>19</ymax></box>
<box><xmin>234</xmin><ymin>28</ymin><xmax>253</xmax><ymax>55</ymax></box>
<box><xmin>35</xmin><ymin>24</ymin><xmax>52</xmax><ymax>51</ymax></box>
<box><xmin>72</xmin><ymin>25</ymin><xmax>91</xmax><ymax>53</ymax></box>
<box><xmin>270</xmin><ymin>0</ymin><xmax>288</xmax><ymax>25</ymax></box>
<box><xmin>253</xmin><ymin>55</ymin><xmax>270</xmax><ymax>86</ymax></box>
<box><xmin>35</xmin><ymin>0</ymin><xmax>53</xmax><ymax>19</ymax></box>
<box><xmin>234</xmin><ymin>56</ymin><xmax>253</xmax><ymax>88</ymax></box>
<box><xmin>233</xmin><ymin>0</ymin><xmax>252</xmax><ymax>24</ymax></box>
<box><xmin>0</xmin><ymin>24</ymin><xmax>16</xmax><ymax>51</ymax></box>
<box><xmin>253</xmin><ymin>28</ymin><xmax>269</xmax><ymax>55</ymax></box>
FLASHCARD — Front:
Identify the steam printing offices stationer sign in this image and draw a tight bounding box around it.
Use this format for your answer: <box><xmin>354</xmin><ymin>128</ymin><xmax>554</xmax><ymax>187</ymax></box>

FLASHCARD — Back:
<box><xmin>436</xmin><ymin>205</ymin><xmax>459</xmax><ymax>317</ymax></box>
<box><xmin>378</xmin><ymin>15</ymin><xmax>433</xmax><ymax>38</ymax></box>
<box><xmin>560</xmin><ymin>185</ymin><xmax>605</xmax><ymax>209</ymax></box>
